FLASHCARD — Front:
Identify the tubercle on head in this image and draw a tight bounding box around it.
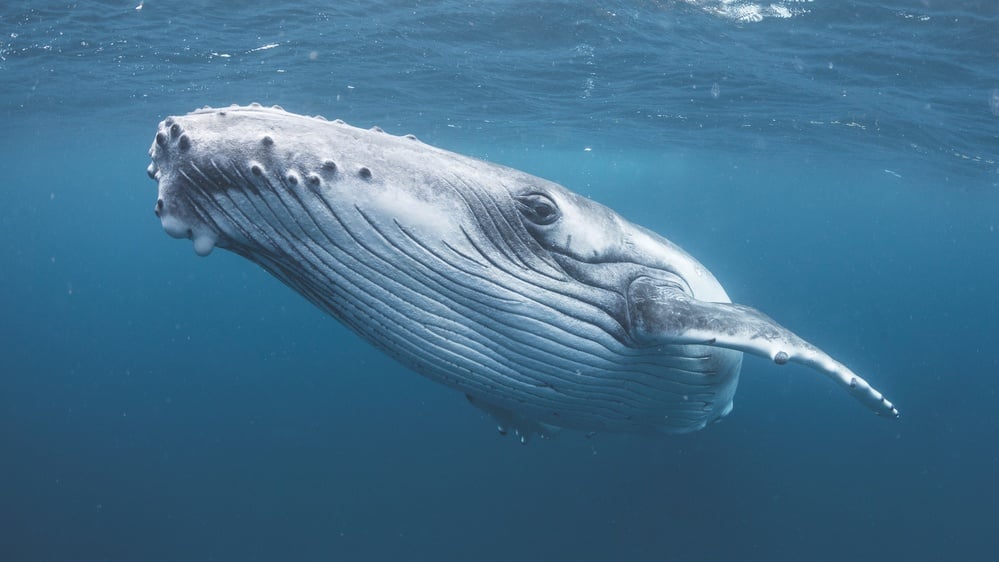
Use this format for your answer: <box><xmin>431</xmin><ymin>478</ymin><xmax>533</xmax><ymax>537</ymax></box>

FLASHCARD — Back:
<box><xmin>150</xmin><ymin>105</ymin><xmax>427</xmax><ymax>190</ymax></box>
<box><xmin>182</xmin><ymin>103</ymin><xmax>425</xmax><ymax>145</ymax></box>
<box><xmin>148</xmin><ymin>105</ymin><xmax>442</xmax><ymax>260</ymax></box>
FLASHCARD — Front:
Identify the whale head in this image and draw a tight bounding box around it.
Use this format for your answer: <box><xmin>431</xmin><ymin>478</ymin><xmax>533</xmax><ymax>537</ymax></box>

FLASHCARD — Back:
<box><xmin>148</xmin><ymin>104</ymin><xmax>727</xmax><ymax>293</ymax></box>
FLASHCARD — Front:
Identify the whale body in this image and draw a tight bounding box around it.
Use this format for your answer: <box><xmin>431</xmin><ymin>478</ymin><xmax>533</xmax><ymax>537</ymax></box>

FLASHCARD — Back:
<box><xmin>147</xmin><ymin>104</ymin><xmax>898</xmax><ymax>441</ymax></box>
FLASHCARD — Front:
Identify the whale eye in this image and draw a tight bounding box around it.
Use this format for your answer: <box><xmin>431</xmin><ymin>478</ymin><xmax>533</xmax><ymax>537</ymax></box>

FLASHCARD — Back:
<box><xmin>515</xmin><ymin>193</ymin><xmax>560</xmax><ymax>226</ymax></box>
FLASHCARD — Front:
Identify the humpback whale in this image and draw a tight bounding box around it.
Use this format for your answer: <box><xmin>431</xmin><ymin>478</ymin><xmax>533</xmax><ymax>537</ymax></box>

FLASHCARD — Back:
<box><xmin>147</xmin><ymin>104</ymin><xmax>898</xmax><ymax>441</ymax></box>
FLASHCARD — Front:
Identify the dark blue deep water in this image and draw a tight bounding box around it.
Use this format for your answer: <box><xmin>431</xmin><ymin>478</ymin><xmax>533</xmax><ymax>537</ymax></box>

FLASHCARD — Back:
<box><xmin>1</xmin><ymin>1</ymin><xmax>997</xmax><ymax>561</ymax></box>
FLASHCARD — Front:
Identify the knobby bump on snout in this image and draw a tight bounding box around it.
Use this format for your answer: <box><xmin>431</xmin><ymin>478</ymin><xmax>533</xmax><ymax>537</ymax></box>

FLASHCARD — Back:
<box><xmin>147</xmin><ymin>104</ymin><xmax>898</xmax><ymax>442</ymax></box>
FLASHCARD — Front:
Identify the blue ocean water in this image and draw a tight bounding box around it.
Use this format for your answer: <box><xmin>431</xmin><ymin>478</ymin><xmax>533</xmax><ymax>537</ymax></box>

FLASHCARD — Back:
<box><xmin>1</xmin><ymin>1</ymin><xmax>997</xmax><ymax>561</ymax></box>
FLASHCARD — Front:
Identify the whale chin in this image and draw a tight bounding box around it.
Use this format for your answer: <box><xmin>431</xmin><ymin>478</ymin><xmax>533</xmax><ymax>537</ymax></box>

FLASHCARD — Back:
<box><xmin>155</xmin><ymin>213</ymin><xmax>218</xmax><ymax>256</ymax></box>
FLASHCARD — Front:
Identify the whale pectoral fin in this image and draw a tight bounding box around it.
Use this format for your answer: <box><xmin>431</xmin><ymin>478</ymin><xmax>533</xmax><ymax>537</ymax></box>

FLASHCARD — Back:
<box><xmin>627</xmin><ymin>276</ymin><xmax>899</xmax><ymax>419</ymax></box>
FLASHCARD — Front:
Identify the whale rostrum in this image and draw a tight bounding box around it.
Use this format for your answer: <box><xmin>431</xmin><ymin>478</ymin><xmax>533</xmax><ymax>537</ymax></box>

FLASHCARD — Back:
<box><xmin>148</xmin><ymin>104</ymin><xmax>898</xmax><ymax>442</ymax></box>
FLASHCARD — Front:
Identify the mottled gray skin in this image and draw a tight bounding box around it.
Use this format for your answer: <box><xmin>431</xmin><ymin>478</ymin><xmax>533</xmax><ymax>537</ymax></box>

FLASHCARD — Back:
<box><xmin>147</xmin><ymin>104</ymin><xmax>897</xmax><ymax>441</ymax></box>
